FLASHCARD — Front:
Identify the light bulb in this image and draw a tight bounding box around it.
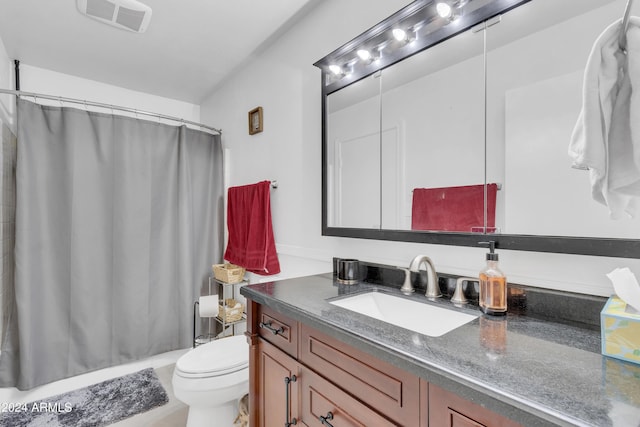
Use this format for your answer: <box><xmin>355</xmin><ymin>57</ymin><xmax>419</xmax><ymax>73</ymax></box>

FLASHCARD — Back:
<box><xmin>436</xmin><ymin>2</ymin><xmax>452</xmax><ymax>18</ymax></box>
<box><xmin>329</xmin><ymin>64</ymin><xmax>342</xmax><ymax>75</ymax></box>
<box><xmin>392</xmin><ymin>28</ymin><xmax>407</xmax><ymax>42</ymax></box>
<box><xmin>357</xmin><ymin>49</ymin><xmax>372</xmax><ymax>61</ymax></box>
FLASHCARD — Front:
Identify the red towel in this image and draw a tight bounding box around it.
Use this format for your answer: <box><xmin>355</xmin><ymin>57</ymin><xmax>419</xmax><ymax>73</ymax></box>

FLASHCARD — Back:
<box><xmin>411</xmin><ymin>184</ymin><xmax>498</xmax><ymax>232</ymax></box>
<box><xmin>224</xmin><ymin>181</ymin><xmax>280</xmax><ymax>275</ymax></box>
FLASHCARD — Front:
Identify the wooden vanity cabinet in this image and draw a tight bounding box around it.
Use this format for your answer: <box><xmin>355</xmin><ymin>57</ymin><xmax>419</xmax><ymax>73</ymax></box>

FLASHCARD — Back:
<box><xmin>247</xmin><ymin>299</ymin><xmax>524</xmax><ymax>427</ymax></box>
<box><xmin>250</xmin><ymin>304</ymin><xmax>303</xmax><ymax>427</ymax></box>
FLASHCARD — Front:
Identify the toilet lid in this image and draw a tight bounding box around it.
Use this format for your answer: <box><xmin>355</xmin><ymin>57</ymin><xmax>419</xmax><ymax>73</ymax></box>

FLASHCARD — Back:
<box><xmin>176</xmin><ymin>335</ymin><xmax>248</xmax><ymax>377</ymax></box>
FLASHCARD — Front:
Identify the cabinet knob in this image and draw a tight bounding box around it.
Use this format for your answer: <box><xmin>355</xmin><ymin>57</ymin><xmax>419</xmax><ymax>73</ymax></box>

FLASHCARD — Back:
<box><xmin>319</xmin><ymin>411</ymin><xmax>334</xmax><ymax>427</ymax></box>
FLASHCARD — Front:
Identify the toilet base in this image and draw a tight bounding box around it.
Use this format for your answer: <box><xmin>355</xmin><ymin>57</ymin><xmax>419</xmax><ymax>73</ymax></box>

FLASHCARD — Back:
<box><xmin>186</xmin><ymin>398</ymin><xmax>239</xmax><ymax>427</ymax></box>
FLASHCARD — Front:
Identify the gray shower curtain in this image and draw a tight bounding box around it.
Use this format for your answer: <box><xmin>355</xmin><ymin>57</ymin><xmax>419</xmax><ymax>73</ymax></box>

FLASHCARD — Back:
<box><xmin>0</xmin><ymin>99</ymin><xmax>223</xmax><ymax>390</ymax></box>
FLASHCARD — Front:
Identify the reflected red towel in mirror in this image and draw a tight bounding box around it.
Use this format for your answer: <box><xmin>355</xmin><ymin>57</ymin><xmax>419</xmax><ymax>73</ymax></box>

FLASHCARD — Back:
<box><xmin>411</xmin><ymin>184</ymin><xmax>497</xmax><ymax>232</ymax></box>
<box><xmin>224</xmin><ymin>181</ymin><xmax>280</xmax><ymax>275</ymax></box>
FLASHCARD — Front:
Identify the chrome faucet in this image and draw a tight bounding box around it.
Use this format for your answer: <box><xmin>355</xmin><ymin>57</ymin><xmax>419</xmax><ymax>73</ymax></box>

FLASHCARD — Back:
<box><xmin>408</xmin><ymin>255</ymin><xmax>441</xmax><ymax>298</ymax></box>
<box><xmin>399</xmin><ymin>267</ymin><xmax>413</xmax><ymax>295</ymax></box>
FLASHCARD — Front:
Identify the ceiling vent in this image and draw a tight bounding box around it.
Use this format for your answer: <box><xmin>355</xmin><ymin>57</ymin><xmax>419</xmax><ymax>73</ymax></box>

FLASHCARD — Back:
<box><xmin>76</xmin><ymin>0</ymin><xmax>152</xmax><ymax>33</ymax></box>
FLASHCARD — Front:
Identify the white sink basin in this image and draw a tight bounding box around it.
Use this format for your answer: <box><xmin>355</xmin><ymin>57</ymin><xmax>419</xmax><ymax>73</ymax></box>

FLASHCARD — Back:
<box><xmin>330</xmin><ymin>291</ymin><xmax>478</xmax><ymax>337</ymax></box>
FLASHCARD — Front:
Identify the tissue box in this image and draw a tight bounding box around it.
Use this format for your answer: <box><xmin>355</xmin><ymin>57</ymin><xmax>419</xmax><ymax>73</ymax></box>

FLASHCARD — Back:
<box><xmin>601</xmin><ymin>296</ymin><xmax>640</xmax><ymax>365</ymax></box>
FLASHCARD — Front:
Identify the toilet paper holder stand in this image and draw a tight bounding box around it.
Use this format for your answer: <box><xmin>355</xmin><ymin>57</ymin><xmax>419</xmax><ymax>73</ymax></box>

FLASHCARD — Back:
<box><xmin>193</xmin><ymin>299</ymin><xmax>217</xmax><ymax>347</ymax></box>
<box><xmin>193</xmin><ymin>276</ymin><xmax>248</xmax><ymax>347</ymax></box>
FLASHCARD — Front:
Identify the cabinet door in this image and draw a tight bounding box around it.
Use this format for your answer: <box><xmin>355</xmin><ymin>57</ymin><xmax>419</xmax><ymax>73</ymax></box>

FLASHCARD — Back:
<box><xmin>258</xmin><ymin>339</ymin><xmax>301</xmax><ymax>427</ymax></box>
<box><xmin>300</xmin><ymin>366</ymin><xmax>399</xmax><ymax>427</ymax></box>
<box><xmin>429</xmin><ymin>384</ymin><xmax>523</xmax><ymax>427</ymax></box>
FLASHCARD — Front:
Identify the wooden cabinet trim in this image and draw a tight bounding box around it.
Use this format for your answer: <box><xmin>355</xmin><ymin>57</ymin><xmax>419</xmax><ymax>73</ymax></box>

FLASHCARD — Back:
<box><xmin>420</xmin><ymin>379</ymin><xmax>429</xmax><ymax>427</ymax></box>
<box><xmin>257</xmin><ymin>305</ymin><xmax>298</xmax><ymax>358</ymax></box>
<box><xmin>300</xmin><ymin>366</ymin><xmax>398</xmax><ymax>427</ymax></box>
<box><xmin>307</xmin><ymin>335</ymin><xmax>403</xmax><ymax>403</ymax></box>
<box><xmin>450</xmin><ymin>409</ymin><xmax>487</xmax><ymax>427</ymax></box>
<box><xmin>247</xmin><ymin>299</ymin><xmax>260</xmax><ymax>427</ymax></box>
<box><xmin>429</xmin><ymin>383</ymin><xmax>523</xmax><ymax>427</ymax></box>
<box><xmin>300</xmin><ymin>324</ymin><xmax>420</xmax><ymax>426</ymax></box>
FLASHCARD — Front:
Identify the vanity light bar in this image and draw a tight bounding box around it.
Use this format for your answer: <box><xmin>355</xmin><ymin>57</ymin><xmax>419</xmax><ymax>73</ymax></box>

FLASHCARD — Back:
<box><xmin>325</xmin><ymin>1</ymin><xmax>465</xmax><ymax>85</ymax></box>
<box><xmin>316</xmin><ymin>0</ymin><xmax>530</xmax><ymax>93</ymax></box>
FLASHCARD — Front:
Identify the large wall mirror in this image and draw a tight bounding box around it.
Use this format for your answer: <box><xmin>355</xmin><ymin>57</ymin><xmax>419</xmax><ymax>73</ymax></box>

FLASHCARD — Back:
<box><xmin>316</xmin><ymin>0</ymin><xmax>640</xmax><ymax>258</ymax></box>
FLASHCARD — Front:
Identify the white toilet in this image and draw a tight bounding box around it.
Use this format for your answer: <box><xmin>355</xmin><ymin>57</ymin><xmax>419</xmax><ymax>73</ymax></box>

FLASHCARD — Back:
<box><xmin>172</xmin><ymin>335</ymin><xmax>249</xmax><ymax>427</ymax></box>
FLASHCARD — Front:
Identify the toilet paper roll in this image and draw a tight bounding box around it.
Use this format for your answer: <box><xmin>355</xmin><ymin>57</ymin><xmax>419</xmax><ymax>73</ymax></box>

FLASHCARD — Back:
<box><xmin>199</xmin><ymin>295</ymin><xmax>219</xmax><ymax>317</ymax></box>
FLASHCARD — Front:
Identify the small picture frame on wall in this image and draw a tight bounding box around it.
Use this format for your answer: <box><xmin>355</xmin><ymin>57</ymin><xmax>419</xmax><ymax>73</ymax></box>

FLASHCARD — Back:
<box><xmin>248</xmin><ymin>107</ymin><xmax>263</xmax><ymax>135</ymax></box>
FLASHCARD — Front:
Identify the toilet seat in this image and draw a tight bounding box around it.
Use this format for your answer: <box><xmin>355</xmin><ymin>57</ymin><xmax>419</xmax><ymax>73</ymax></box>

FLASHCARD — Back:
<box><xmin>175</xmin><ymin>335</ymin><xmax>248</xmax><ymax>379</ymax></box>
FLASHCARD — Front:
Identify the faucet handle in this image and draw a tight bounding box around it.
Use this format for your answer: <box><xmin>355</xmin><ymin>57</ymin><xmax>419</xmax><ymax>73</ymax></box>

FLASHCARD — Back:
<box><xmin>398</xmin><ymin>267</ymin><xmax>414</xmax><ymax>295</ymax></box>
<box><xmin>451</xmin><ymin>277</ymin><xmax>478</xmax><ymax>305</ymax></box>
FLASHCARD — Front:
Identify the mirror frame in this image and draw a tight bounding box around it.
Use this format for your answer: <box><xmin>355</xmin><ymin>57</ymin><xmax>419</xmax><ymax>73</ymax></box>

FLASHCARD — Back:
<box><xmin>314</xmin><ymin>0</ymin><xmax>640</xmax><ymax>258</ymax></box>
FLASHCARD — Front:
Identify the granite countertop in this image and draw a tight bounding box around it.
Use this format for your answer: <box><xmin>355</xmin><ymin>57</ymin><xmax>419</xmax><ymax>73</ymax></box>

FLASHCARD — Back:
<box><xmin>240</xmin><ymin>273</ymin><xmax>640</xmax><ymax>427</ymax></box>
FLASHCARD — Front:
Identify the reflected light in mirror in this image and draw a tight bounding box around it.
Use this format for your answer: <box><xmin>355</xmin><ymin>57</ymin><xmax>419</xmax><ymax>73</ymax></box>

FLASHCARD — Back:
<box><xmin>329</xmin><ymin>64</ymin><xmax>343</xmax><ymax>75</ymax></box>
<box><xmin>436</xmin><ymin>2</ymin><xmax>453</xmax><ymax>18</ymax></box>
<box><xmin>357</xmin><ymin>49</ymin><xmax>372</xmax><ymax>61</ymax></box>
<box><xmin>393</xmin><ymin>28</ymin><xmax>408</xmax><ymax>42</ymax></box>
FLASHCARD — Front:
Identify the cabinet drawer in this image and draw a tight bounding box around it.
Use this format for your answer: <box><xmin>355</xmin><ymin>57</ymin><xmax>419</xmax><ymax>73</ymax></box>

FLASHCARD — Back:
<box><xmin>299</xmin><ymin>324</ymin><xmax>419</xmax><ymax>426</ymax></box>
<box><xmin>429</xmin><ymin>383</ymin><xmax>523</xmax><ymax>427</ymax></box>
<box><xmin>258</xmin><ymin>305</ymin><xmax>298</xmax><ymax>358</ymax></box>
<box><xmin>300</xmin><ymin>366</ymin><xmax>398</xmax><ymax>427</ymax></box>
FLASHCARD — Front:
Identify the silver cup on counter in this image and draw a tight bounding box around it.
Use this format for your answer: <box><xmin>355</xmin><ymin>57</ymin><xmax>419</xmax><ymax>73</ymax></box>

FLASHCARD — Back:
<box><xmin>337</xmin><ymin>259</ymin><xmax>360</xmax><ymax>284</ymax></box>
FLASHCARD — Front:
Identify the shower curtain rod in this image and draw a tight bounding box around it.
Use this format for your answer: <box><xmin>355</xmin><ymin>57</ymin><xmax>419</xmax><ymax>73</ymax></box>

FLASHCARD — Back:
<box><xmin>620</xmin><ymin>0</ymin><xmax>635</xmax><ymax>50</ymax></box>
<box><xmin>0</xmin><ymin>88</ymin><xmax>222</xmax><ymax>135</ymax></box>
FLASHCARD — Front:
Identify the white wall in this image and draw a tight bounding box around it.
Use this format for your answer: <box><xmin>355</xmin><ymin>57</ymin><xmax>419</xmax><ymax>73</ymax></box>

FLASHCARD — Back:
<box><xmin>200</xmin><ymin>0</ymin><xmax>640</xmax><ymax>297</ymax></box>
<box><xmin>0</xmin><ymin>35</ymin><xmax>14</xmax><ymax>132</ymax></box>
<box><xmin>16</xmin><ymin>65</ymin><xmax>201</xmax><ymax>124</ymax></box>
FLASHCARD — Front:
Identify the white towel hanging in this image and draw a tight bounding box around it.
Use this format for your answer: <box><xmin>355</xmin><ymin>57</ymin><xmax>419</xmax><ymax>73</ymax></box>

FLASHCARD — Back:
<box><xmin>569</xmin><ymin>16</ymin><xmax>640</xmax><ymax>219</ymax></box>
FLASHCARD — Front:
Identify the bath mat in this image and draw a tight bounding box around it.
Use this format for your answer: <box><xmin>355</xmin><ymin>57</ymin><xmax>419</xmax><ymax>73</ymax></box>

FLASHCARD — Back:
<box><xmin>0</xmin><ymin>368</ymin><xmax>169</xmax><ymax>427</ymax></box>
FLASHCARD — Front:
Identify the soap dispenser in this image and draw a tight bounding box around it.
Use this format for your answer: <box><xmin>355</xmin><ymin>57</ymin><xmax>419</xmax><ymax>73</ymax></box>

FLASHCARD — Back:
<box><xmin>479</xmin><ymin>241</ymin><xmax>507</xmax><ymax>316</ymax></box>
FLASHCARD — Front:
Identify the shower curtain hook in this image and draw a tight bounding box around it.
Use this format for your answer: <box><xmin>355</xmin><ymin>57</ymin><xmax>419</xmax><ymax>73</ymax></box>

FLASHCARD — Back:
<box><xmin>58</xmin><ymin>96</ymin><xmax>63</xmax><ymax>108</ymax></box>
